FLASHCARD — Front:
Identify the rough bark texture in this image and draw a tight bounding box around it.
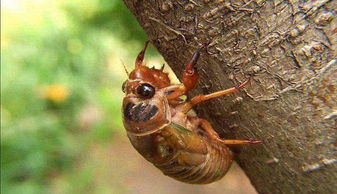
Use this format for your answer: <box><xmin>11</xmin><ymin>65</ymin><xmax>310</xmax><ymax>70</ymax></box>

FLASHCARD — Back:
<box><xmin>122</xmin><ymin>0</ymin><xmax>337</xmax><ymax>193</ymax></box>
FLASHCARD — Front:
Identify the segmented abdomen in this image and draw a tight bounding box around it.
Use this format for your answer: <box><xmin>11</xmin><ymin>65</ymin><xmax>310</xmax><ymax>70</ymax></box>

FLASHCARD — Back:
<box><xmin>154</xmin><ymin>134</ymin><xmax>233</xmax><ymax>184</ymax></box>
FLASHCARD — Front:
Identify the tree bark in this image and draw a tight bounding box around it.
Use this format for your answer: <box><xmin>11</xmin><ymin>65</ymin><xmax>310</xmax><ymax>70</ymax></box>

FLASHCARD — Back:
<box><xmin>122</xmin><ymin>0</ymin><xmax>337</xmax><ymax>193</ymax></box>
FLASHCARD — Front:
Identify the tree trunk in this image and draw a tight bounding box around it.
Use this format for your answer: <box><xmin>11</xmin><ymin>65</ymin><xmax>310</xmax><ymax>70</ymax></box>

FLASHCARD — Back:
<box><xmin>122</xmin><ymin>0</ymin><xmax>337</xmax><ymax>193</ymax></box>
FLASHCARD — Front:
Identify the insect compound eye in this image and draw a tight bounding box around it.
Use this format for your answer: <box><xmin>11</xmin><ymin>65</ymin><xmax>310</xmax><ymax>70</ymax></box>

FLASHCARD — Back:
<box><xmin>137</xmin><ymin>83</ymin><xmax>155</xmax><ymax>98</ymax></box>
<box><xmin>122</xmin><ymin>80</ymin><xmax>127</xmax><ymax>93</ymax></box>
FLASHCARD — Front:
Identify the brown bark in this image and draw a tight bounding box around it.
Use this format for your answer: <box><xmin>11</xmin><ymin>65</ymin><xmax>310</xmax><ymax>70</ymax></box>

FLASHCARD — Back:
<box><xmin>122</xmin><ymin>0</ymin><xmax>337</xmax><ymax>193</ymax></box>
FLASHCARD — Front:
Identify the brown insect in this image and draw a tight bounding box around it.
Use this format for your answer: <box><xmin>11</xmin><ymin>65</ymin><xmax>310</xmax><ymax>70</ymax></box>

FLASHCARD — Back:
<box><xmin>122</xmin><ymin>41</ymin><xmax>261</xmax><ymax>184</ymax></box>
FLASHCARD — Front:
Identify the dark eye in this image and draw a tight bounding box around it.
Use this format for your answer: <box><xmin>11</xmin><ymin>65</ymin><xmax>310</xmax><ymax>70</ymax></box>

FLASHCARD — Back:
<box><xmin>137</xmin><ymin>83</ymin><xmax>155</xmax><ymax>98</ymax></box>
<box><xmin>122</xmin><ymin>81</ymin><xmax>127</xmax><ymax>93</ymax></box>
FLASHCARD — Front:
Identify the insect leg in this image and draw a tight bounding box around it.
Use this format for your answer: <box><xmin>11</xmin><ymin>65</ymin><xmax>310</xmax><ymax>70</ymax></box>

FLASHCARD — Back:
<box><xmin>135</xmin><ymin>41</ymin><xmax>149</xmax><ymax>67</ymax></box>
<box><xmin>177</xmin><ymin>78</ymin><xmax>250</xmax><ymax>113</ymax></box>
<box><xmin>199</xmin><ymin>119</ymin><xmax>261</xmax><ymax>145</ymax></box>
<box><xmin>164</xmin><ymin>84</ymin><xmax>186</xmax><ymax>101</ymax></box>
<box><xmin>181</xmin><ymin>47</ymin><xmax>203</xmax><ymax>92</ymax></box>
<box><xmin>167</xmin><ymin>45</ymin><xmax>208</xmax><ymax>101</ymax></box>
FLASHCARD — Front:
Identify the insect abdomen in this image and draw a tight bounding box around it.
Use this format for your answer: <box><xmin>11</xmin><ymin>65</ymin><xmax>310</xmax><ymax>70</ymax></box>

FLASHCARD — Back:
<box><xmin>148</xmin><ymin>125</ymin><xmax>233</xmax><ymax>184</ymax></box>
<box><xmin>156</xmin><ymin>140</ymin><xmax>233</xmax><ymax>184</ymax></box>
<box><xmin>128</xmin><ymin>124</ymin><xmax>232</xmax><ymax>184</ymax></box>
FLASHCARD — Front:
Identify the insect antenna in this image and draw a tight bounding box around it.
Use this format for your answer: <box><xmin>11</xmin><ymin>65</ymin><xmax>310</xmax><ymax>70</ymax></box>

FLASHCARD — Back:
<box><xmin>120</xmin><ymin>59</ymin><xmax>129</xmax><ymax>76</ymax></box>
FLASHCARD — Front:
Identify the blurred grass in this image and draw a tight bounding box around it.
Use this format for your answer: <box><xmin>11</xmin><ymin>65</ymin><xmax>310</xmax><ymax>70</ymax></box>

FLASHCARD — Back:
<box><xmin>1</xmin><ymin>0</ymin><xmax>160</xmax><ymax>193</ymax></box>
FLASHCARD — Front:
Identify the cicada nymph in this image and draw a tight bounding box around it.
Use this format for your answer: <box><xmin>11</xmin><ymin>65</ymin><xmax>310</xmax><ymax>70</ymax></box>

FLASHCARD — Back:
<box><xmin>121</xmin><ymin>41</ymin><xmax>261</xmax><ymax>184</ymax></box>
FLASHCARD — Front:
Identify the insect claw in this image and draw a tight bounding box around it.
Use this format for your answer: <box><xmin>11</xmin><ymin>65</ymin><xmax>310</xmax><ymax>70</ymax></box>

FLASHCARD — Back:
<box><xmin>143</xmin><ymin>40</ymin><xmax>150</xmax><ymax>50</ymax></box>
<box><xmin>249</xmin><ymin>140</ymin><xmax>263</xmax><ymax>144</ymax></box>
<box><xmin>160</xmin><ymin>64</ymin><xmax>165</xmax><ymax>71</ymax></box>
<box><xmin>202</xmin><ymin>41</ymin><xmax>211</xmax><ymax>49</ymax></box>
<box><xmin>196</xmin><ymin>42</ymin><xmax>210</xmax><ymax>54</ymax></box>
<box><xmin>135</xmin><ymin>41</ymin><xmax>150</xmax><ymax>67</ymax></box>
<box><xmin>235</xmin><ymin>77</ymin><xmax>251</xmax><ymax>89</ymax></box>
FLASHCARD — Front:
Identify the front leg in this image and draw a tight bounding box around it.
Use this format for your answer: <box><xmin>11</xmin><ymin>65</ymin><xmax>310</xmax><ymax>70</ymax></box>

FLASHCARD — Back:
<box><xmin>166</xmin><ymin>46</ymin><xmax>206</xmax><ymax>102</ymax></box>
<box><xmin>181</xmin><ymin>46</ymin><xmax>202</xmax><ymax>91</ymax></box>
<box><xmin>135</xmin><ymin>41</ymin><xmax>149</xmax><ymax>67</ymax></box>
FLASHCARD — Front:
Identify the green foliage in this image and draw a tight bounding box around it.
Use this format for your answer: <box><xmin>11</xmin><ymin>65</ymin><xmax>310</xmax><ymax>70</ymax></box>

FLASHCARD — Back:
<box><xmin>1</xmin><ymin>0</ymin><xmax>152</xmax><ymax>193</ymax></box>
<box><xmin>64</xmin><ymin>0</ymin><xmax>147</xmax><ymax>42</ymax></box>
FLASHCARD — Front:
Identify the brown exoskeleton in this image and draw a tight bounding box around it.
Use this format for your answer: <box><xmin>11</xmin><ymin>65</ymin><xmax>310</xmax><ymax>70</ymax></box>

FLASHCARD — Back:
<box><xmin>122</xmin><ymin>41</ymin><xmax>261</xmax><ymax>184</ymax></box>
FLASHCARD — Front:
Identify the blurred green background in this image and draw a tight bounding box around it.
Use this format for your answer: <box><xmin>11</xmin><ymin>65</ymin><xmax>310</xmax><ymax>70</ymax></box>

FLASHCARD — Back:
<box><xmin>1</xmin><ymin>0</ymin><xmax>256</xmax><ymax>194</ymax></box>
<box><xmin>1</xmin><ymin>0</ymin><xmax>151</xmax><ymax>193</ymax></box>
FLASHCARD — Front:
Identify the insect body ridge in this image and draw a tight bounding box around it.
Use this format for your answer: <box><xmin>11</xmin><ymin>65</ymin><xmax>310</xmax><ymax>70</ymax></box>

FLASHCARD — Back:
<box><xmin>121</xmin><ymin>41</ymin><xmax>261</xmax><ymax>184</ymax></box>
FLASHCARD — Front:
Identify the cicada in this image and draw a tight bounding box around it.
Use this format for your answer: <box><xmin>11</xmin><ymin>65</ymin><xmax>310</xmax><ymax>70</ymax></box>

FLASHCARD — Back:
<box><xmin>121</xmin><ymin>41</ymin><xmax>261</xmax><ymax>184</ymax></box>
